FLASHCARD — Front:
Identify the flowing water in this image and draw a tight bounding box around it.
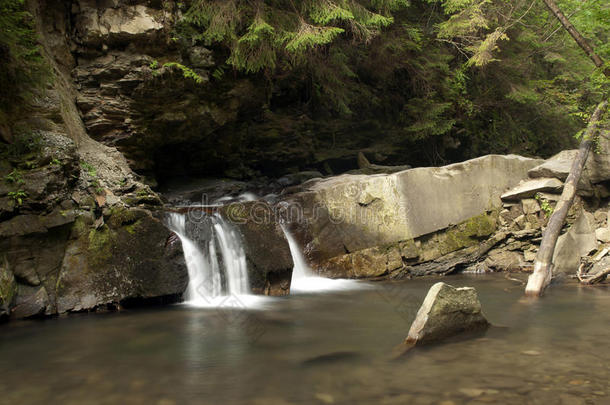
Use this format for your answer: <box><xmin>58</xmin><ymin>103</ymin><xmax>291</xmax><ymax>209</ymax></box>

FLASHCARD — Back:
<box><xmin>280</xmin><ymin>223</ymin><xmax>364</xmax><ymax>293</ymax></box>
<box><xmin>166</xmin><ymin>212</ymin><xmax>265</xmax><ymax>308</ymax></box>
<box><xmin>0</xmin><ymin>275</ymin><xmax>608</xmax><ymax>405</ymax></box>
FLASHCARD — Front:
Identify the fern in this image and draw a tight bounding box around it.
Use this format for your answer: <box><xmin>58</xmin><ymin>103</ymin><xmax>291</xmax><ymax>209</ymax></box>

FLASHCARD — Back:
<box><xmin>162</xmin><ymin>62</ymin><xmax>206</xmax><ymax>84</ymax></box>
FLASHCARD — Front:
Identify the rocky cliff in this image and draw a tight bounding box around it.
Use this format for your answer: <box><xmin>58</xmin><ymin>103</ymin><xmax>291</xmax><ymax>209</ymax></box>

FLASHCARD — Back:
<box><xmin>0</xmin><ymin>0</ymin><xmax>189</xmax><ymax>320</ymax></box>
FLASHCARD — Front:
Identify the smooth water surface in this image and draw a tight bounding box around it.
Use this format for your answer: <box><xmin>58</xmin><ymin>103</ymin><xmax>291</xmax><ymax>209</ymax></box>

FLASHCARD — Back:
<box><xmin>0</xmin><ymin>274</ymin><xmax>608</xmax><ymax>405</ymax></box>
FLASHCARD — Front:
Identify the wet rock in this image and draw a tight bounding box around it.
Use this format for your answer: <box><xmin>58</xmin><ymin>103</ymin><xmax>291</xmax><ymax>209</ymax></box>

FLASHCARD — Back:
<box><xmin>56</xmin><ymin>210</ymin><xmax>188</xmax><ymax>314</ymax></box>
<box><xmin>219</xmin><ymin>202</ymin><xmax>293</xmax><ymax>294</ymax></box>
<box><xmin>501</xmin><ymin>178</ymin><xmax>564</xmax><ymax>201</ymax></box>
<box><xmin>10</xmin><ymin>285</ymin><xmax>50</xmax><ymax>319</ymax></box>
<box><xmin>405</xmin><ymin>282</ymin><xmax>489</xmax><ymax>345</ymax></box>
<box><xmin>484</xmin><ymin>249</ymin><xmax>523</xmax><ymax>272</ymax></box>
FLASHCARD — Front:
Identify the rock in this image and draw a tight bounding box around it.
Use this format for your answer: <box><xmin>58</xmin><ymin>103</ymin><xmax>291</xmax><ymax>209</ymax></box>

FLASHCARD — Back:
<box><xmin>0</xmin><ymin>259</ymin><xmax>16</xmax><ymax>318</ymax></box>
<box><xmin>287</xmin><ymin>155</ymin><xmax>541</xmax><ymax>269</ymax></box>
<box><xmin>351</xmin><ymin>247</ymin><xmax>388</xmax><ymax>278</ymax></box>
<box><xmin>528</xmin><ymin>150</ymin><xmax>578</xmax><ymax>180</ymax></box>
<box><xmin>484</xmin><ymin>249</ymin><xmax>523</xmax><ymax>272</ymax></box>
<box><xmin>11</xmin><ymin>285</ymin><xmax>50</xmax><ymax>319</ymax></box>
<box><xmin>521</xmin><ymin>199</ymin><xmax>540</xmax><ymax>214</ymax></box>
<box><xmin>354</xmin><ymin>152</ymin><xmax>412</xmax><ymax>174</ymax></box>
<box><xmin>405</xmin><ymin>282</ymin><xmax>489</xmax><ymax>345</ymax></box>
<box><xmin>501</xmin><ymin>178</ymin><xmax>563</xmax><ymax>201</ymax></box>
<box><xmin>524</xmin><ymin>250</ymin><xmax>537</xmax><ymax>262</ymax></box>
<box><xmin>56</xmin><ymin>211</ymin><xmax>188</xmax><ymax>314</ymax></box>
<box><xmin>552</xmin><ymin>210</ymin><xmax>597</xmax><ymax>275</ymax></box>
<box><xmin>188</xmin><ymin>47</ymin><xmax>214</xmax><ymax>68</ymax></box>
<box><xmin>277</xmin><ymin>171</ymin><xmax>324</xmax><ymax>187</ymax></box>
<box><xmin>514</xmin><ymin>214</ymin><xmax>526</xmax><ymax>229</ymax></box>
<box><xmin>595</xmin><ymin>227</ymin><xmax>610</xmax><ymax>243</ymax></box>
<box><xmin>75</xmin><ymin>3</ymin><xmax>163</xmax><ymax>46</ymax></box>
<box><xmin>219</xmin><ymin>202</ymin><xmax>294</xmax><ymax>295</ymax></box>
<box><xmin>589</xmin><ymin>132</ymin><xmax>610</xmax><ymax>184</ymax></box>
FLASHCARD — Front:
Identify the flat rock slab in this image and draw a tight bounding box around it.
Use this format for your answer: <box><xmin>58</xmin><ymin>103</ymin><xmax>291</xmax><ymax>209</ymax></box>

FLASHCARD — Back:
<box><xmin>501</xmin><ymin>178</ymin><xmax>563</xmax><ymax>201</ymax></box>
<box><xmin>405</xmin><ymin>282</ymin><xmax>489</xmax><ymax>345</ymax></box>
<box><xmin>528</xmin><ymin>150</ymin><xmax>577</xmax><ymax>180</ymax></box>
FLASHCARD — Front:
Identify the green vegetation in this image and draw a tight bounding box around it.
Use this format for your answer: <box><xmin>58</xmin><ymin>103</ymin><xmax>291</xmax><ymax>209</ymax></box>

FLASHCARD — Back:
<box><xmin>536</xmin><ymin>193</ymin><xmax>554</xmax><ymax>218</ymax></box>
<box><xmin>7</xmin><ymin>190</ymin><xmax>27</xmax><ymax>206</ymax></box>
<box><xmin>0</xmin><ymin>0</ymin><xmax>49</xmax><ymax>126</ymax></box>
<box><xmin>169</xmin><ymin>0</ymin><xmax>608</xmax><ymax>161</ymax></box>
<box><xmin>4</xmin><ymin>169</ymin><xmax>24</xmax><ymax>185</ymax></box>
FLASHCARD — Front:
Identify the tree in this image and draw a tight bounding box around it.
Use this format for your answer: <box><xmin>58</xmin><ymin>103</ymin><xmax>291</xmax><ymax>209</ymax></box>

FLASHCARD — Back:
<box><xmin>525</xmin><ymin>0</ymin><xmax>609</xmax><ymax>297</ymax></box>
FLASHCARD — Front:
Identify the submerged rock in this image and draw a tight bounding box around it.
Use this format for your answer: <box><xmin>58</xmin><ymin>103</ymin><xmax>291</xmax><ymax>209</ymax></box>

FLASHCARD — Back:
<box><xmin>405</xmin><ymin>282</ymin><xmax>489</xmax><ymax>346</ymax></box>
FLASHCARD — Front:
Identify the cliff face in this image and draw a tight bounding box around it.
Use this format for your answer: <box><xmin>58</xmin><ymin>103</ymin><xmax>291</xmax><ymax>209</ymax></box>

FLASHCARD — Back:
<box><xmin>0</xmin><ymin>0</ymin><xmax>189</xmax><ymax>320</ymax></box>
<box><xmin>54</xmin><ymin>0</ymin><xmax>445</xmax><ymax>184</ymax></box>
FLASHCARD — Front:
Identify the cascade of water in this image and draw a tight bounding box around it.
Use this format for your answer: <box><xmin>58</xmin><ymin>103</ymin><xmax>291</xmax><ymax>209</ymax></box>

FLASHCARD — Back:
<box><xmin>213</xmin><ymin>218</ymin><xmax>249</xmax><ymax>295</ymax></box>
<box><xmin>280</xmin><ymin>223</ymin><xmax>362</xmax><ymax>293</ymax></box>
<box><xmin>166</xmin><ymin>211</ymin><xmax>261</xmax><ymax>307</ymax></box>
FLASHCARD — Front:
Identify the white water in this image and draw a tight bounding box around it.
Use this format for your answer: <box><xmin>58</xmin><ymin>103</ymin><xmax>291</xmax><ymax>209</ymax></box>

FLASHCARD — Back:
<box><xmin>166</xmin><ymin>212</ymin><xmax>267</xmax><ymax>308</ymax></box>
<box><xmin>280</xmin><ymin>223</ymin><xmax>362</xmax><ymax>293</ymax></box>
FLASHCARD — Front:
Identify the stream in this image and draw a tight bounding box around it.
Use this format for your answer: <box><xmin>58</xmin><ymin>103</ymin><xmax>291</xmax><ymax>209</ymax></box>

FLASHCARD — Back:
<box><xmin>0</xmin><ymin>274</ymin><xmax>608</xmax><ymax>404</ymax></box>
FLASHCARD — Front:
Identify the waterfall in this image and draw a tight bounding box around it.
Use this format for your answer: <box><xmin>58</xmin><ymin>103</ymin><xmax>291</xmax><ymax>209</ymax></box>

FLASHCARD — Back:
<box><xmin>280</xmin><ymin>223</ymin><xmax>362</xmax><ymax>293</ymax></box>
<box><xmin>166</xmin><ymin>211</ymin><xmax>260</xmax><ymax>307</ymax></box>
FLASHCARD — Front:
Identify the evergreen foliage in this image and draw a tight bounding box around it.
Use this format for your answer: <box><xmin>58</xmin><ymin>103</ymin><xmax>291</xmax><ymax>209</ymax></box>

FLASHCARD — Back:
<box><xmin>172</xmin><ymin>0</ymin><xmax>608</xmax><ymax>162</ymax></box>
<box><xmin>0</xmin><ymin>0</ymin><xmax>49</xmax><ymax>129</ymax></box>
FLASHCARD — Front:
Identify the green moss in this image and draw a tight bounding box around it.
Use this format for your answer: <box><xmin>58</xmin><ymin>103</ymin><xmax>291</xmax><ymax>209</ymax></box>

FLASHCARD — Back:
<box><xmin>108</xmin><ymin>206</ymin><xmax>141</xmax><ymax>228</ymax></box>
<box><xmin>417</xmin><ymin>211</ymin><xmax>499</xmax><ymax>257</ymax></box>
<box><xmin>87</xmin><ymin>225</ymin><xmax>115</xmax><ymax>266</ymax></box>
<box><xmin>124</xmin><ymin>219</ymin><xmax>142</xmax><ymax>235</ymax></box>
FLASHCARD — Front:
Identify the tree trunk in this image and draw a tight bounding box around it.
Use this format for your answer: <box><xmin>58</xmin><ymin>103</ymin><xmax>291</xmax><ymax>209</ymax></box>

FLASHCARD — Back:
<box><xmin>526</xmin><ymin>100</ymin><xmax>608</xmax><ymax>296</ymax></box>
<box><xmin>541</xmin><ymin>0</ymin><xmax>610</xmax><ymax>77</ymax></box>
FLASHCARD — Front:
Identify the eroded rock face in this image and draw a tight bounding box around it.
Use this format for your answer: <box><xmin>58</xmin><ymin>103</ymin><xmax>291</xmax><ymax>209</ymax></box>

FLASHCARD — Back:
<box><xmin>74</xmin><ymin>1</ymin><xmax>165</xmax><ymax>47</ymax></box>
<box><xmin>405</xmin><ymin>282</ymin><xmax>489</xmax><ymax>345</ymax></box>
<box><xmin>1</xmin><ymin>135</ymin><xmax>189</xmax><ymax>319</ymax></box>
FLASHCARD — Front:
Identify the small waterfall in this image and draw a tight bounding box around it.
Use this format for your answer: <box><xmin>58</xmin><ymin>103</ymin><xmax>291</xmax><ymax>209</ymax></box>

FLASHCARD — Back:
<box><xmin>281</xmin><ymin>223</ymin><xmax>362</xmax><ymax>293</ymax></box>
<box><xmin>167</xmin><ymin>211</ymin><xmax>257</xmax><ymax>307</ymax></box>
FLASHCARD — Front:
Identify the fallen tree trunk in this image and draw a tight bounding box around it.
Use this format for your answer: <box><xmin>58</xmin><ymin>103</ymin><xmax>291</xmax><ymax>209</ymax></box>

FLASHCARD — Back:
<box><xmin>525</xmin><ymin>100</ymin><xmax>608</xmax><ymax>296</ymax></box>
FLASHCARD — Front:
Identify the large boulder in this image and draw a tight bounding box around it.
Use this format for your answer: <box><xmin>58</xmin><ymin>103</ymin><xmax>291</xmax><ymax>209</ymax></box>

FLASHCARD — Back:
<box><xmin>55</xmin><ymin>208</ymin><xmax>187</xmax><ymax>314</ymax></box>
<box><xmin>405</xmin><ymin>282</ymin><xmax>489</xmax><ymax>345</ymax></box>
<box><xmin>552</xmin><ymin>210</ymin><xmax>597</xmax><ymax>276</ymax></box>
<box><xmin>528</xmin><ymin>150</ymin><xmax>594</xmax><ymax>195</ymax></box>
<box><xmin>285</xmin><ymin>154</ymin><xmax>542</xmax><ymax>274</ymax></box>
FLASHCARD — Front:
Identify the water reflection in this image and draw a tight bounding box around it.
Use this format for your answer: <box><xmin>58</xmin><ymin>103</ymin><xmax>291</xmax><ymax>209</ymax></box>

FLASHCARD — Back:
<box><xmin>0</xmin><ymin>275</ymin><xmax>608</xmax><ymax>404</ymax></box>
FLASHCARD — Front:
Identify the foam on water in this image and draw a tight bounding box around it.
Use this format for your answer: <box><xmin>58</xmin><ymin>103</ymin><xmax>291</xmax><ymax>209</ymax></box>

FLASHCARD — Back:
<box><xmin>280</xmin><ymin>223</ymin><xmax>365</xmax><ymax>293</ymax></box>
